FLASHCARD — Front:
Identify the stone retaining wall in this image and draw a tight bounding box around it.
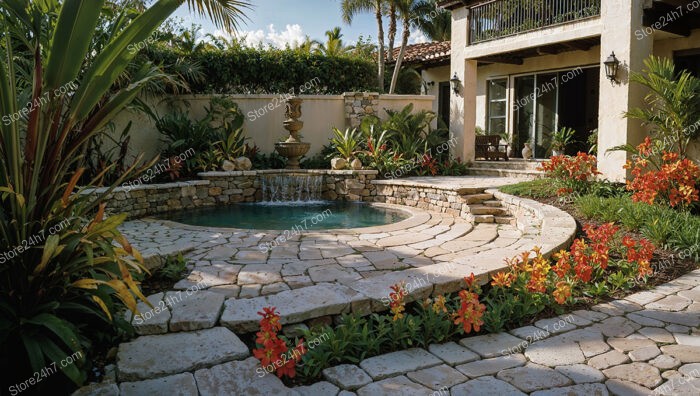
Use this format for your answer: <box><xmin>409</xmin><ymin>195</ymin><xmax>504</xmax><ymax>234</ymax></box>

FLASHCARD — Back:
<box><xmin>84</xmin><ymin>170</ymin><xmax>378</xmax><ymax>219</ymax></box>
<box><xmin>370</xmin><ymin>181</ymin><xmax>500</xmax><ymax>222</ymax></box>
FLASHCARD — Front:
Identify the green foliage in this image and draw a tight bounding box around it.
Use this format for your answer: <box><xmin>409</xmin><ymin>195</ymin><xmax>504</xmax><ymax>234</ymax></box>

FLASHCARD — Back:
<box><xmin>350</xmin><ymin>104</ymin><xmax>452</xmax><ymax>177</ymax></box>
<box><xmin>551</xmin><ymin>127</ymin><xmax>576</xmax><ymax>152</ymax></box>
<box><xmin>499</xmin><ymin>179</ymin><xmax>559</xmax><ymax>199</ymax></box>
<box><xmin>0</xmin><ymin>0</ymin><xmax>248</xmax><ymax>390</ymax></box>
<box><xmin>331</xmin><ymin>128</ymin><xmax>363</xmax><ymax>161</ymax></box>
<box><xmin>575</xmin><ymin>194</ymin><xmax>700</xmax><ymax>259</ymax></box>
<box><xmin>624</xmin><ymin>56</ymin><xmax>700</xmax><ymax>158</ymax></box>
<box><xmin>300</xmin><ymin>144</ymin><xmax>335</xmax><ymax>169</ymax></box>
<box><xmin>153</xmin><ymin>254</ymin><xmax>188</xmax><ymax>282</ymax></box>
<box><xmin>146</xmin><ymin>45</ymin><xmax>378</xmax><ymax>94</ymax></box>
<box><xmin>155</xmin><ymin>97</ymin><xmax>248</xmax><ymax>176</ymax></box>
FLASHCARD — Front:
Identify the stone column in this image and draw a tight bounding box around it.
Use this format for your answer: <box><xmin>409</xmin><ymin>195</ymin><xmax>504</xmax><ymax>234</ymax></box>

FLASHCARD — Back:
<box><xmin>450</xmin><ymin>7</ymin><xmax>476</xmax><ymax>162</ymax></box>
<box><xmin>343</xmin><ymin>92</ymin><xmax>379</xmax><ymax>129</ymax></box>
<box><xmin>597</xmin><ymin>0</ymin><xmax>654</xmax><ymax>182</ymax></box>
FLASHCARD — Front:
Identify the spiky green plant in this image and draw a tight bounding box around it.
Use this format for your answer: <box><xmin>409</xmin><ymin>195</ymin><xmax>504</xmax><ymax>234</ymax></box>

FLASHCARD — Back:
<box><xmin>0</xmin><ymin>0</ymin><xmax>249</xmax><ymax>389</ymax></box>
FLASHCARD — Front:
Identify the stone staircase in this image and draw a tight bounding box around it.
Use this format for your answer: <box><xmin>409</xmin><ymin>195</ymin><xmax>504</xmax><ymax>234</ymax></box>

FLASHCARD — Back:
<box><xmin>468</xmin><ymin>159</ymin><xmax>545</xmax><ymax>179</ymax></box>
<box><xmin>462</xmin><ymin>192</ymin><xmax>515</xmax><ymax>225</ymax></box>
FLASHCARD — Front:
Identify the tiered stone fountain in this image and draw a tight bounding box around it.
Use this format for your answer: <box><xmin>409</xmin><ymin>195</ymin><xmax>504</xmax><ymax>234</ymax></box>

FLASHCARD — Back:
<box><xmin>274</xmin><ymin>96</ymin><xmax>310</xmax><ymax>169</ymax></box>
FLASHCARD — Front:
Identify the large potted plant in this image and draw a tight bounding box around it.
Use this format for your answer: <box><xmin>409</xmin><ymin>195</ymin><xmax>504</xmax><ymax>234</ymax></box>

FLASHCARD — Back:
<box><xmin>551</xmin><ymin>127</ymin><xmax>576</xmax><ymax>156</ymax></box>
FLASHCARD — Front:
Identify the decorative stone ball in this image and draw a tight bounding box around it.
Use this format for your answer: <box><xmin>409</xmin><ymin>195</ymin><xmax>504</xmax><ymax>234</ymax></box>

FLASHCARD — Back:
<box><xmin>221</xmin><ymin>160</ymin><xmax>236</xmax><ymax>171</ymax></box>
<box><xmin>350</xmin><ymin>158</ymin><xmax>362</xmax><ymax>170</ymax></box>
<box><xmin>331</xmin><ymin>157</ymin><xmax>347</xmax><ymax>170</ymax></box>
<box><xmin>235</xmin><ymin>156</ymin><xmax>252</xmax><ymax>171</ymax></box>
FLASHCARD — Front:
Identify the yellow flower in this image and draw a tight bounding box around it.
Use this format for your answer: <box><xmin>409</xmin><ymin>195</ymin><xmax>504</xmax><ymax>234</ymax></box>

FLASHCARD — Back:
<box><xmin>432</xmin><ymin>295</ymin><xmax>447</xmax><ymax>313</ymax></box>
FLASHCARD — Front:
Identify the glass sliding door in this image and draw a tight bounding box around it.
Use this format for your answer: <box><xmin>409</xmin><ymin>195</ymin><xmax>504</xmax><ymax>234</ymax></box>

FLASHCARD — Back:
<box><xmin>514</xmin><ymin>76</ymin><xmax>534</xmax><ymax>157</ymax></box>
<box><xmin>513</xmin><ymin>73</ymin><xmax>559</xmax><ymax>158</ymax></box>
<box><xmin>535</xmin><ymin>73</ymin><xmax>558</xmax><ymax>158</ymax></box>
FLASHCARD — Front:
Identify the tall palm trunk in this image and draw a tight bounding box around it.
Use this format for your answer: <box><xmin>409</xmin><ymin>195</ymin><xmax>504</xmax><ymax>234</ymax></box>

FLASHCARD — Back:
<box><xmin>375</xmin><ymin>0</ymin><xmax>386</xmax><ymax>92</ymax></box>
<box><xmin>389</xmin><ymin>14</ymin><xmax>411</xmax><ymax>94</ymax></box>
<box><xmin>387</xmin><ymin>2</ymin><xmax>397</xmax><ymax>62</ymax></box>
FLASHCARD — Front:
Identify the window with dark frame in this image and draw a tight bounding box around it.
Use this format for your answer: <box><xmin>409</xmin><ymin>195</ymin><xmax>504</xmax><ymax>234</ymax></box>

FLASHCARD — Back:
<box><xmin>487</xmin><ymin>78</ymin><xmax>508</xmax><ymax>136</ymax></box>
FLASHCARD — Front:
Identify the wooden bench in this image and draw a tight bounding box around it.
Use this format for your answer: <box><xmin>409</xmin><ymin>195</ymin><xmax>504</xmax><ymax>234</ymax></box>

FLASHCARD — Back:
<box><xmin>475</xmin><ymin>135</ymin><xmax>509</xmax><ymax>161</ymax></box>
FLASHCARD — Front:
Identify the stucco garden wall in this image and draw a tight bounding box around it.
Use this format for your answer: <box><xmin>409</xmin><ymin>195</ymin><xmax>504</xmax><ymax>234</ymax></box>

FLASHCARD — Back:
<box><xmin>110</xmin><ymin>93</ymin><xmax>434</xmax><ymax>163</ymax></box>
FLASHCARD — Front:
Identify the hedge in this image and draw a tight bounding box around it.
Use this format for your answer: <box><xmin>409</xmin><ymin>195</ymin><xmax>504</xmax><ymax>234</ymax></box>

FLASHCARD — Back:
<box><xmin>146</xmin><ymin>46</ymin><xmax>379</xmax><ymax>94</ymax></box>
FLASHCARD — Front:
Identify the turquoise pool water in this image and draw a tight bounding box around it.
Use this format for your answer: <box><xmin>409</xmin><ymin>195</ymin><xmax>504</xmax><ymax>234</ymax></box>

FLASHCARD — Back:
<box><xmin>161</xmin><ymin>201</ymin><xmax>408</xmax><ymax>230</ymax></box>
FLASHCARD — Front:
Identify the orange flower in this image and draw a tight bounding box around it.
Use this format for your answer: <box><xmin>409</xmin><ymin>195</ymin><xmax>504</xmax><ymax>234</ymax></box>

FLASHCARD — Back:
<box><xmin>389</xmin><ymin>282</ymin><xmax>407</xmax><ymax>321</ymax></box>
<box><xmin>464</xmin><ymin>273</ymin><xmax>477</xmax><ymax>288</ymax></box>
<box><xmin>552</xmin><ymin>281</ymin><xmax>572</xmax><ymax>304</ymax></box>
<box><xmin>491</xmin><ymin>272</ymin><xmax>515</xmax><ymax>288</ymax></box>
<box><xmin>453</xmin><ymin>290</ymin><xmax>485</xmax><ymax>334</ymax></box>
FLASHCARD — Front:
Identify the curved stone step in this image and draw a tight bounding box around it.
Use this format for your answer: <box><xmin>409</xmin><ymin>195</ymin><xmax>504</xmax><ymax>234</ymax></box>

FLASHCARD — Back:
<box><xmin>116</xmin><ymin>327</ymin><xmax>249</xmax><ymax>382</ymax></box>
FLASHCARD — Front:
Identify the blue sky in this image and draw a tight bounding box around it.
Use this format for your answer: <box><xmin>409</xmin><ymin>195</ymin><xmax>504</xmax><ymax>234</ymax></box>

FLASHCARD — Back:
<box><xmin>171</xmin><ymin>0</ymin><xmax>428</xmax><ymax>47</ymax></box>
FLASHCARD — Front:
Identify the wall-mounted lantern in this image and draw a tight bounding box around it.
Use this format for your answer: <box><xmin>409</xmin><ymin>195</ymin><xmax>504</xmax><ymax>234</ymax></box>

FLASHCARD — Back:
<box><xmin>450</xmin><ymin>73</ymin><xmax>461</xmax><ymax>94</ymax></box>
<box><xmin>604</xmin><ymin>52</ymin><xmax>620</xmax><ymax>83</ymax></box>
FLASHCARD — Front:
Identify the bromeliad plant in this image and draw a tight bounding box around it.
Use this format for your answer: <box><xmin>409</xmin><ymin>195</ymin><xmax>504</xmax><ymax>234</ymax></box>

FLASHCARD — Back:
<box><xmin>0</xmin><ymin>0</ymin><xmax>249</xmax><ymax>390</ymax></box>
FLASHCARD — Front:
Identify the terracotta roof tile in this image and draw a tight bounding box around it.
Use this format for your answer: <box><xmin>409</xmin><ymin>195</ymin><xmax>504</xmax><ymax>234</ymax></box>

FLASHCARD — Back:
<box><xmin>388</xmin><ymin>41</ymin><xmax>451</xmax><ymax>66</ymax></box>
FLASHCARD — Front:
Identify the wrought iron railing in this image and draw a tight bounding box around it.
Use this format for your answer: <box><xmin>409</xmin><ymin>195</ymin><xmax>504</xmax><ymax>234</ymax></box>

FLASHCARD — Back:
<box><xmin>469</xmin><ymin>0</ymin><xmax>601</xmax><ymax>44</ymax></box>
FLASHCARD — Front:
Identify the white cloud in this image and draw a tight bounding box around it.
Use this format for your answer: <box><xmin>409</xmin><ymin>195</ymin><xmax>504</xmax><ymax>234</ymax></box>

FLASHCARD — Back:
<box><xmin>232</xmin><ymin>24</ymin><xmax>306</xmax><ymax>48</ymax></box>
<box><xmin>409</xmin><ymin>28</ymin><xmax>429</xmax><ymax>44</ymax></box>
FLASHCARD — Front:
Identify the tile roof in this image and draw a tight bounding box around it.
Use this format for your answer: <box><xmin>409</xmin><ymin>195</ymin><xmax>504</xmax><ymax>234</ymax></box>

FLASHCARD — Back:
<box><xmin>388</xmin><ymin>41</ymin><xmax>451</xmax><ymax>66</ymax></box>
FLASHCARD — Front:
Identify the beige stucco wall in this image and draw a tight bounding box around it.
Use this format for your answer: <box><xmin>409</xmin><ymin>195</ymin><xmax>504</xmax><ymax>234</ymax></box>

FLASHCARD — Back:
<box><xmin>422</xmin><ymin>65</ymin><xmax>451</xmax><ymax>115</ymax></box>
<box><xmin>112</xmin><ymin>94</ymin><xmax>435</xmax><ymax>163</ymax></box>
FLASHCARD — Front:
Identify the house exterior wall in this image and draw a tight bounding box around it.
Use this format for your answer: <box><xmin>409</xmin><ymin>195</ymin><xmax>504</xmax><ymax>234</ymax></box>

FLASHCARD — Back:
<box><xmin>449</xmin><ymin>0</ymin><xmax>700</xmax><ymax>181</ymax></box>
<box><xmin>422</xmin><ymin>65</ymin><xmax>451</xmax><ymax>116</ymax></box>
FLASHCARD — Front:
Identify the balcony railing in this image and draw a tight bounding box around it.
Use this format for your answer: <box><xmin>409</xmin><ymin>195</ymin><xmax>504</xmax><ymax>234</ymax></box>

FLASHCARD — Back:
<box><xmin>469</xmin><ymin>0</ymin><xmax>601</xmax><ymax>44</ymax></box>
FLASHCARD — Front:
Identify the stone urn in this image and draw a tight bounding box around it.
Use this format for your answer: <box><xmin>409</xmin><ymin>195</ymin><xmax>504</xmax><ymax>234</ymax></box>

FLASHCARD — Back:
<box><xmin>275</xmin><ymin>96</ymin><xmax>310</xmax><ymax>169</ymax></box>
<box><xmin>522</xmin><ymin>142</ymin><xmax>533</xmax><ymax>161</ymax></box>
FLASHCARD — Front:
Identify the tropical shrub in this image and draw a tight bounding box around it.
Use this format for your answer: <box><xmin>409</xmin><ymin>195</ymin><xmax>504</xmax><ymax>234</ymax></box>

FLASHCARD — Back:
<box><xmin>155</xmin><ymin>97</ymin><xmax>249</xmax><ymax>176</ymax></box>
<box><xmin>0</xmin><ymin>0</ymin><xmax>249</xmax><ymax>390</ymax></box>
<box><xmin>624</xmin><ymin>137</ymin><xmax>700</xmax><ymax>209</ymax></box>
<box><xmin>538</xmin><ymin>152</ymin><xmax>601</xmax><ymax>196</ymax></box>
<box><xmin>146</xmin><ymin>46</ymin><xmax>378</xmax><ymax>94</ymax></box>
<box><xmin>624</xmin><ymin>56</ymin><xmax>700</xmax><ymax>158</ymax></box>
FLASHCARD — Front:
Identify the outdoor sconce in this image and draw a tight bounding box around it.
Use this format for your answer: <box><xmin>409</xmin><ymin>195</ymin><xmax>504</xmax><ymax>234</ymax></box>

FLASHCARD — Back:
<box><xmin>450</xmin><ymin>73</ymin><xmax>461</xmax><ymax>94</ymax></box>
<box><xmin>604</xmin><ymin>52</ymin><xmax>620</xmax><ymax>83</ymax></box>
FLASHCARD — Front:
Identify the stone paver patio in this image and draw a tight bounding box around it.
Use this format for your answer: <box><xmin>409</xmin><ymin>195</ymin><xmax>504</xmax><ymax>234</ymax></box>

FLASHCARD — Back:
<box><xmin>72</xmin><ymin>177</ymin><xmax>699</xmax><ymax>395</ymax></box>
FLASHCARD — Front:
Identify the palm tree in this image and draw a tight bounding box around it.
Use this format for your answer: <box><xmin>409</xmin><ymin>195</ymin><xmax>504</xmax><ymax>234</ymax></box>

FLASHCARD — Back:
<box><xmin>341</xmin><ymin>0</ymin><xmax>386</xmax><ymax>92</ymax></box>
<box><xmin>315</xmin><ymin>27</ymin><xmax>351</xmax><ymax>57</ymax></box>
<box><xmin>387</xmin><ymin>0</ymin><xmax>398</xmax><ymax>62</ymax></box>
<box><xmin>389</xmin><ymin>0</ymin><xmax>418</xmax><ymax>94</ymax></box>
<box><xmin>296</xmin><ymin>35</ymin><xmax>320</xmax><ymax>54</ymax></box>
<box><xmin>413</xmin><ymin>0</ymin><xmax>451</xmax><ymax>41</ymax></box>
